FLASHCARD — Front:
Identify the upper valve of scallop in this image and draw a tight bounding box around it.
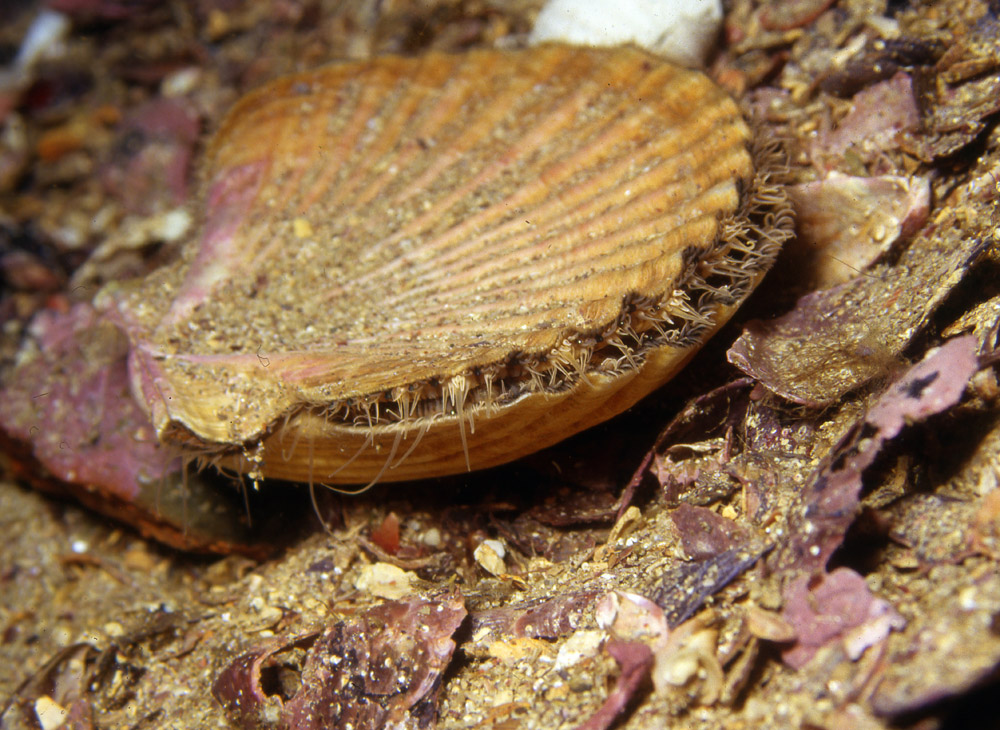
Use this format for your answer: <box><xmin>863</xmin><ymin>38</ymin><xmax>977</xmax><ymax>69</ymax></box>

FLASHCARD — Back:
<box><xmin>102</xmin><ymin>43</ymin><xmax>793</xmax><ymax>486</ymax></box>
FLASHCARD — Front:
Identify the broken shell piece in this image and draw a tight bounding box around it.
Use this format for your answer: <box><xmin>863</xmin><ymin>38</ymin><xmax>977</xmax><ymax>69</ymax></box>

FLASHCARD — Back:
<box><xmin>785</xmin><ymin>172</ymin><xmax>929</xmax><ymax>289</ymax></box>
<box><xmin>473</xmin><ymin>539</ymin><xmax>507</xmax><ymax>576</ymax></box>
<box><xmin>651</xmin><ymin>614</ymin><xmax>722</xmax><ymax>702</ymax></box>
<box><xmin>354</xmin><ymin>562</ymin><xmax>416</xmax><ymax>600</ymax></box>
<box><xmin>103</xmin><ymin>44</ymin><xmax>792</xmax><ymax>486</ymax></box>
<box><xmin>554</xmin><ymin>629</ymin><xmax>605</xmax><ymax>671</ymax></box>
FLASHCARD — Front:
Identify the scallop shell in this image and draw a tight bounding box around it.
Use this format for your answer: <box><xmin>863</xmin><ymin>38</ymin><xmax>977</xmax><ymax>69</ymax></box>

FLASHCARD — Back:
<box><xmin>103</xmin><ymin>44</ymin><xmax>793</xmax><ymax>485</ymax></box>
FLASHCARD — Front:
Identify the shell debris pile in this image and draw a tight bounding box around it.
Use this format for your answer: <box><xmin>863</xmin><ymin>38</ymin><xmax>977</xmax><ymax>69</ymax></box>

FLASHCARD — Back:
<box><xmin>101</xmin><ymin>44</ymin><xmax>793</xmax><ymax>485</ymax></box>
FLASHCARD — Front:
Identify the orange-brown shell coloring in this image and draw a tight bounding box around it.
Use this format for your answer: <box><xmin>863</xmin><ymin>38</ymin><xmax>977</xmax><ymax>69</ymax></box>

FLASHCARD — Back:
<box><xmin>103</xmin><ymin>44</ymin><xmax>793</xmax><ymax>485</ymax></box>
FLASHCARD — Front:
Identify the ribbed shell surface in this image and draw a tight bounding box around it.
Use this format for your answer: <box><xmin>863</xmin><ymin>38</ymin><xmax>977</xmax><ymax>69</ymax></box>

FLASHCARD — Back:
<box><xmin>107</xmin><ymin>44</ymin><xmax>787</xmax><ymax>483</ymax></box>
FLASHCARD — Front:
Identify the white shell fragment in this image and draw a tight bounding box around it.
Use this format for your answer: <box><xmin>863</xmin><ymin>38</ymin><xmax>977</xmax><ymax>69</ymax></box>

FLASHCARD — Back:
<box><xmin>530</xmin><ymin>0</ymin><xmax>723</xmax><ymax>66</ymax></box>
<box><xmin>473</xmin><ymin>540</ymin><xmax>507</xmax><ymax>576</ymax></box>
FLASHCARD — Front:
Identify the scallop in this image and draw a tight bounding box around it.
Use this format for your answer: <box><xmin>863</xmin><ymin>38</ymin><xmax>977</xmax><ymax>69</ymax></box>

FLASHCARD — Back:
<box><xmin>102</xmin><ymin>44</ymin><xmax>793</xmax><ymax>486</ymax></box>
